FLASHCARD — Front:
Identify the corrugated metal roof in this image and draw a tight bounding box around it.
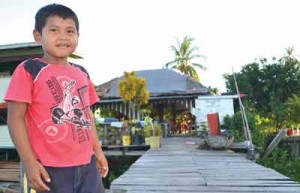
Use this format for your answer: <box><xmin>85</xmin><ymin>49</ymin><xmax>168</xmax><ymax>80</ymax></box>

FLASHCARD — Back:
<box><xmin>97</xmin><ymin>69</ymin><xmax>208</xmax><ymax>98</ymax></box>
<box><xmin>0</xmin><ymin>42</ymin><xmax>83</xmax><ymax>59</ymax></box>
<box><xmin>0</xmin><ymin>42</ymin><xmax>38</xmax><ymax>50</ymax></box>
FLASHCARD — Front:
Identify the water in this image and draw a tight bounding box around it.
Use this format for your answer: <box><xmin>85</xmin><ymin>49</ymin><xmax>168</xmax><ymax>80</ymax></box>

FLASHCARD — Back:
<box><xmin>102</xmin><ymin>155</ymin><xmax>140</xmax><ymax>189</ymax></box>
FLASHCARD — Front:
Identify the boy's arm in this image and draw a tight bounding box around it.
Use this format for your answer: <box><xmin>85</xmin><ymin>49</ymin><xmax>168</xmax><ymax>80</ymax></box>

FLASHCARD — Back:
<box><xmin>7</xmin><ymin>101</ymin><xmax>50</xmax><ymax>191</ymax></box>
<box><xmin>90</xmin><ymin>110</ymin><xmax>109</xmax><ymax>178</ymax></box>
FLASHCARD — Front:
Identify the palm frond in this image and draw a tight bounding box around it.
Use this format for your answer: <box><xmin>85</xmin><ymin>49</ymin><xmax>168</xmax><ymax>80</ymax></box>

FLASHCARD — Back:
<box><xmin>186</xmin><ymin>47</ymin><xmax>199</xmax><ymax>57</ymax></box>
<box><xmin>169</xmin><ymin>45</ymin><xmax>180</xmax><ymax>55</ymax></box>
<box><xmin>192</xmin><ymin>62</ymin><xmax>206</xmax><ymax>70</ymax></box>
<box><xmin>164</xmin><ymin>61</ymin><xmax>176</xmax><ymax>68</ymax></box>
<box><xmin>187</xmin><ymin>66</ymin><xmax>200</xmax><ymax>81</ymax></box>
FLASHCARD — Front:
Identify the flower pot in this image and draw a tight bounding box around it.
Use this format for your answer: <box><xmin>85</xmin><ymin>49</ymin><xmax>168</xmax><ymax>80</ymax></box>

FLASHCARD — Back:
<box><xmin>133</xmin><ymin>134</ymin><xmax>143</xmax><ymax>145</ymax></box>
<box><xmin>150</xmin><ymin>136</ymin><xmax>161</xmax><ymax>149</ymax></box>
<box><xmin>122</xmin><ymin>135</ymin><xmax>131</xmax><ymax>146</ymax></box>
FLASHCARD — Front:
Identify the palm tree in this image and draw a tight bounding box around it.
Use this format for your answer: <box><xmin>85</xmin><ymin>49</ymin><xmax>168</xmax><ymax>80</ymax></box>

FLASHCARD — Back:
<box><xmin>279</xmin><ymin>47</ymin><xmax>299</xmax><ymax>64</ymax></box>
<box><xmin>207</xmin><ymin>86</ymin><xmax>218</xmax><ymax>95</ymax></box>
<box><xmin>164</xmin><ymin>36</ymin><xmax>205</xmax><ymax>81</ymax></box>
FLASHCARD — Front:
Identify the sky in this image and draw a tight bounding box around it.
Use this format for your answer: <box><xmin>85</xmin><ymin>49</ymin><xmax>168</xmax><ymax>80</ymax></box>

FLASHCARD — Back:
<box><xmin>1</xmin><ymin>0</ymin><xmax>300</xmax><ymax>93</ymax></box>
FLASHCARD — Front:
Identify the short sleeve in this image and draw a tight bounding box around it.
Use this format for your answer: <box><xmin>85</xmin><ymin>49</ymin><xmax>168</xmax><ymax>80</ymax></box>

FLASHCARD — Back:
<box><xmin>4</xmin><ymin>62</ymin><xmax>33</xmax><ymax>104</ymax></box>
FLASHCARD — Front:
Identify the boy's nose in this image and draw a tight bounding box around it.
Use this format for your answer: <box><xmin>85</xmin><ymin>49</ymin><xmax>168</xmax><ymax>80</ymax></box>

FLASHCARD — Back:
<box><xmin>58</xmin><ymin>32</ymin><xmax>69</xmax><ymax>40</ymax></box>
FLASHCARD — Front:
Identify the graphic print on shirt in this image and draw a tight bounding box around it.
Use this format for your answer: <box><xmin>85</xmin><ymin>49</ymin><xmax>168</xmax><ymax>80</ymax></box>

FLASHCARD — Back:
<box><xmin>40</xmin><ymin>75</ymin><xmax>91</xmax><ymax>144</ymax></box>
<box><xmin>51</xmin><ymin>80</ymin><xmax>90</xmax><ymax>128</ymax></box>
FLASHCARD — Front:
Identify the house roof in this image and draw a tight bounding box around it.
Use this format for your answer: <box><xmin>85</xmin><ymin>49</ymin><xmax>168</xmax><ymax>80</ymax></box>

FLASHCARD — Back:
<box><xmin>0</xmin><ymin>42</ymin><xmax>83</xmax><ymax>64</ymax></box>
<box><xmin>96</xmin><ymin>69</ymin><xmax>208</xmax><ymax>98</ymax></box>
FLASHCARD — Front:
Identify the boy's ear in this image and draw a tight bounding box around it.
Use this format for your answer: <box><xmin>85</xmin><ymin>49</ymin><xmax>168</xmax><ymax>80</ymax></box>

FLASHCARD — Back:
<box><xmin>33</xmin><ymin>30</ymin><xmax>42</xmax><ymax>43</ymax></box>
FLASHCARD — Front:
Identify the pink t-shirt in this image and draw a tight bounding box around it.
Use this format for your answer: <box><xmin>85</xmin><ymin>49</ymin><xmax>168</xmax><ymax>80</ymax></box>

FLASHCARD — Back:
<box><xmin>5</xmin><ymin>58</ymin><xmax>99</xmax><ymax>167</ymax></box>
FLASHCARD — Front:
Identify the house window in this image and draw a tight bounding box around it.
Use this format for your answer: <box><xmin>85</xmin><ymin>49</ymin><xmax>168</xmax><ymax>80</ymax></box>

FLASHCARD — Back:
<box><xmin>0</xmin><ymin>108</ymin><xmax>7</xmax><ymax>125</ymax></box>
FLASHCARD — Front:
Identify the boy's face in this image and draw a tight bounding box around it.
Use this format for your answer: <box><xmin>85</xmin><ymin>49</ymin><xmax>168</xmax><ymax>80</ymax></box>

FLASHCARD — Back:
<box><xmin>33</xmin><ymin>15</ymin><xmax>78</xmax><ymax>63</ymax></box>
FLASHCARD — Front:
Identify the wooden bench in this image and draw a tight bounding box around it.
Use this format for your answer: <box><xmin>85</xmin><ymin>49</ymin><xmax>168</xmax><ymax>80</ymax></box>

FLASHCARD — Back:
<box><xmin>0</xmin><ymin>161</ymin><xmax>20</xmax><ymax>182</ymax></box>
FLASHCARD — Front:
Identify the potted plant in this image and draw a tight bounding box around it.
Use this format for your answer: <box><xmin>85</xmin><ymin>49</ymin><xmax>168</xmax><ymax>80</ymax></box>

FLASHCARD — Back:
<box><xmin>96</xmin><ymin>124</ymin><xmax>109</xmax><ymax>145</ymax></box>
<box><xmin>143</xmin><ymin>116</ymin><xmax>162</xmax><ymax>148</ymax></box>
<box><xmin>149</xmin><ymin>122</ymin><xmax>162</xmax><ymax>149</ymax></box>
<box><xmin>121</xmin><ymin>121</ymin><xmax>131</xmax><ymax>146</ymax></box>
<box><xmin>131</xmin><ymin>126</ymin><xmax>143</xmax><ymax>145</ymax></box>
<box><xmin>143</xmin><ymin>124</ymin><xmax>151</xmax><ymax>145</ymax></box>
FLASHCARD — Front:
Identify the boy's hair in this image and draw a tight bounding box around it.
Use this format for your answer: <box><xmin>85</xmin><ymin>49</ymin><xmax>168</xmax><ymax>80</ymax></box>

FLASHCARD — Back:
<box><xmin>35</xmin><ymin>3</ymin><xmax>79</xmax><ymax>34</ymax></box>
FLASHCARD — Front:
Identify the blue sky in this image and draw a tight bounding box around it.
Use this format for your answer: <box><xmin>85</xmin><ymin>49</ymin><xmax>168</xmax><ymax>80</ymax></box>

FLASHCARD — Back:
<box><xmin>1</xmin><ymin>0</ymin><xmax>300</xmax><ymax>93</ymax></box>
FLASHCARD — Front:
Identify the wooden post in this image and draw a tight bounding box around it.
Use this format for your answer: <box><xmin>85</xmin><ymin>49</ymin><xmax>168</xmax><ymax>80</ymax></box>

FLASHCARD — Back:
<box><xmin>262</xmin><ymin>129</ymin><xmax>287</xmax><ymax>160</ymax></box>
<box><xmin>20</xmin><ymin>161</ymin><xmax>24</xmax><ymax>193</ymax></box>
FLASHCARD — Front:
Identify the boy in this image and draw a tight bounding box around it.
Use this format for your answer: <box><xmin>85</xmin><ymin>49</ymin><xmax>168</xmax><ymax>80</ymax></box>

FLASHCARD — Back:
<box><xmin>5</xmin><ymin>3</ymin><xmax>108</xmax><ymax>193</ymax></box>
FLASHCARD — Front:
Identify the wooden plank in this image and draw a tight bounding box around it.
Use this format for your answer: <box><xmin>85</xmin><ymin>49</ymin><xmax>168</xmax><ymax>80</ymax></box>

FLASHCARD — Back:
<box><xmin>0</xmin><ymin>161</ymin><xmax>20</xmax><ymax>182</ymax></box>
<box><xmin>111</xmin><ymin>184</ymin><xmax>300</xmax><ymax>192</ymax></box>
<box><xmin>0</xmin><ymin>162</ymin><xmax>19</xmax><ymax>169</ymax></box>
<box><xmin>110</xmin><ymin>137</ymin><xmax>300</xmax><ymax>193</ymax></box>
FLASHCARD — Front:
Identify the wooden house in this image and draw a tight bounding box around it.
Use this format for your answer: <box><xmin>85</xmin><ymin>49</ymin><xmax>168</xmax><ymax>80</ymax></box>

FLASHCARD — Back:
<box><xmin>95</xmin><ymin>69</ymin><xmax>209</xmax><ymax>133</ymax></box>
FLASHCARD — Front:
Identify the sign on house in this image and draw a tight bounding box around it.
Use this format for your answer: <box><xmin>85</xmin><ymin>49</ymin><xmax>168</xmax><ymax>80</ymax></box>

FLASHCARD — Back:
<box><xmin>192</xmin><ymin>95</ymin><xmax>238</xmax><ymax>125</ymax></box>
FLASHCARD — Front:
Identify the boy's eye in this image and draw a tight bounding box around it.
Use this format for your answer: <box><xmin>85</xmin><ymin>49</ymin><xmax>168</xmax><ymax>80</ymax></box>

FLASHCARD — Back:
<box><xmin>50</xmin><ymin>28</ymin><xmax>58</xmax><ymax>32</ymax></box>
<box><xmin>67</xmin><ymin>30</ymin><xmax>75</xmax><ymax>34</ymax></box>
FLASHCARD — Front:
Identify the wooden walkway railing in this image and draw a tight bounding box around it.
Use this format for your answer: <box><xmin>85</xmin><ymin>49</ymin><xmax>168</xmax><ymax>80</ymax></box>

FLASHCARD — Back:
<box><xmin>110</xmin><ymin>137</ymin><xmax>300</xmax><ymax>193</ymax></box>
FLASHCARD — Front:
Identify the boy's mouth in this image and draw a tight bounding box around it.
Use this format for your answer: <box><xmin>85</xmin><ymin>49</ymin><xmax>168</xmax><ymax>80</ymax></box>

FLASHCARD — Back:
<box><xmin>57</xmin><ymin>44</ymin><xmax>70</xmax><ymax>48</ymax></box>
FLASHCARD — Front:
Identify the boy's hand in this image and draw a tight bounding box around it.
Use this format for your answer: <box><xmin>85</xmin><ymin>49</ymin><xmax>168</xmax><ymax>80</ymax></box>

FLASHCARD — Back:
<box><xmin>95</xmin><ymin>152</ymin><xmax>109</xmax><ymax>178</ymax></box>
<box><xmin>24</xmin><ymin>159</ymin><xmax>51</xmax><ymax>191</ymax></box>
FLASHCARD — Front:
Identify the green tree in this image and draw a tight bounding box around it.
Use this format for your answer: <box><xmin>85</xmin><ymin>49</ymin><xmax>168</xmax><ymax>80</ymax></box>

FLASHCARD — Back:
<box><xmin>286</xmin><ymin>94</ymin><xmax>300</xmax><ymax>127</ymax></box>
<box><xmin>223</xmin><ymin>62</ymin><xmax>264</xmax><ymax>109</ymax></box>
<box><xmin>118</xmin><ymin>71</ymin><xmax>150</xmax><ymax>119</ymax></box>
<box><xmin>164</xmin><ymin>36</ymin><xmax>205</xmax><ymax>81</ymax></box>
<box><xmin>279</xmin><ymin>47</ymin><xmax>299</xmax><ymax>64</ymax></box>
<box><xmin>224</xmin><ymin>50</ymin><xmax>300</xmax><ymax>114</ymax></box>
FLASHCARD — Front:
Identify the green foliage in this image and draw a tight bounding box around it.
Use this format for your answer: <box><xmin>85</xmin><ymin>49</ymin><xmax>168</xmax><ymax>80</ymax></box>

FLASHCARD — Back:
<box><xmin>258</xmin><ymin>148</ymin><xmax>300</xmax><ymax>182</ymax></box>
<box><xmin>118</xmin><ymin>71</ymin><xmax>150</xmax><ymax>107</ymax></box>
<box><xmin>98</xmin><ymin>108</ymin><xmax>119</xmax><ymax>118</ymax></box>
<box><xmin>131</xmin><ymin>126</ymin><xmax>142</xmax><ymax>135</ymax></box>
<box><xmin>207</xmin><ymin>86</ymin><xmax>219</xmax><ymax>95</ymax></box>
<box><xmin>224</xmin><ymin>50</ymin><xmax>300</xmax><ymax>114</ymax></box>
<box><xmin>286</xmin><ymin>94</ymin><xmax>300</xmax><ymax>127</ymax></box>
<box><xmin>143</xmin><ymin>116</ymin><xmax>162</xmax><ymax>137</ymax></box>
<box><xmin>253</xmin><ymin>114</ymin><xmax>280</xmax><ymax>151</ymax></box>
<box><xmin>143</xmin><ymin>125</ymin><xmax>151</xmax><ymax>138</ymax></box>
<box><xmin>223</xmin><ymin>112</ymin><xmax>255</xmax><ymax>142</ymax></box>
<box><xmin>144</xmin><ymin>124</ymin><xmax>162</xmax><ymax>137</ymax></box>
<box><xmin>200</xmin><ymin>122</ymin><xmax>208</xmax><ymax>132</ymax></box>
<box><xmin>258</xmin><ymin>147</ymin><xmax>289</xmax><ymax>170</ymax></box>
<box><xmin>223</xmin><ymin>111</ymin><xmax>272</xmax><ymax>151</ymax></box>
<box><xmin>152</xmin><ymin>122</ymin><xmax>163</xmax><ymax>136</ymax></box>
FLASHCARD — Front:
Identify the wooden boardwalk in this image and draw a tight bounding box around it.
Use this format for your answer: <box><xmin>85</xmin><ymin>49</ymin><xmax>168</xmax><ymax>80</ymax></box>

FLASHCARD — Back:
<box><xmin>110</xmin><ymin>137</ymin><xmax>300</xmax><ymax>193</ymax></box>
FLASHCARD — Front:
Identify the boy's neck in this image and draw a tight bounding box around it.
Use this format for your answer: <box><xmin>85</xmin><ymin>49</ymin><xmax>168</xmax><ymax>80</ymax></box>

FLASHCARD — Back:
<box><xmin>42</xmin><ymin>55</ymin><xmax>70</xmax><ymax>66</ymax></box>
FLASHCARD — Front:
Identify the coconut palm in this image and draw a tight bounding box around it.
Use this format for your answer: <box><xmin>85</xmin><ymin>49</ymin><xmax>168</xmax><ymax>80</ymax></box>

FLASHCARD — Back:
<box><xmin>279</xmin><ymin>47</ymin><xmax>299</xmax><ymax>64</ymax></box>
<box><xmin>164</xmin><ymin>36</ymin><xmax>205</xmax><ymax>81</ymax></box>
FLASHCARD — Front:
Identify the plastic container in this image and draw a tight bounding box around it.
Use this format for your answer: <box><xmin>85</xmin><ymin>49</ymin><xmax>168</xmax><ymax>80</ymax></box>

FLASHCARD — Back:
<box><xmin>122</xmin><ymin>135</ymin><xmax>131</xmax><ymax>146</ymax></box>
